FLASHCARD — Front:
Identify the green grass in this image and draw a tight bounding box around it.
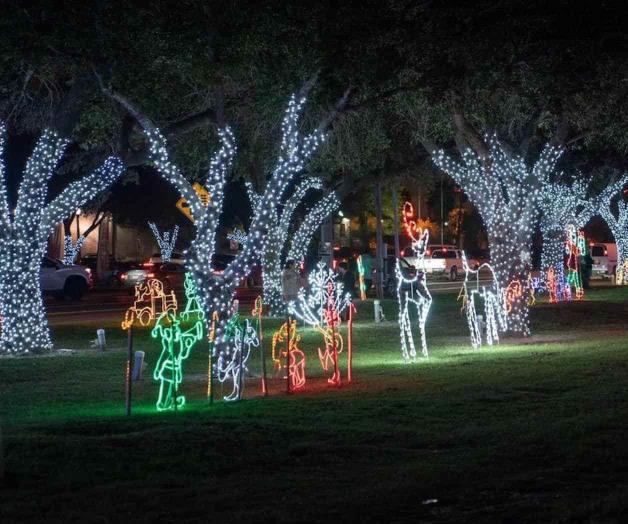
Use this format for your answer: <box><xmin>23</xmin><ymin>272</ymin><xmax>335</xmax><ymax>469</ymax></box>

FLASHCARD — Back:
<box><xmin>1</xmin><ymin>286</ymin><xmax>628</xmax><ymax>522</ymax></box>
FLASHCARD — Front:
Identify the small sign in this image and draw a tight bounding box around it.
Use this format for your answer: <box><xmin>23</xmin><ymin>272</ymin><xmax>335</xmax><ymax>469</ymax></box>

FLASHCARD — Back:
<box><xmin>176</xmin><ymin>183</ymin><xmax>211</xmax><ymax>223</ymax></box>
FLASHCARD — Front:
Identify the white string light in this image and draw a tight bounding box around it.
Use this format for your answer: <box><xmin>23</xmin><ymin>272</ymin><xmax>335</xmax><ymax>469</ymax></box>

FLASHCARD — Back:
<box><xmin>62</xmin><ymin>234</ymin><xmax>85</xmax><ymax>265</ymax></box>
<box><xmin>146</xmin><ymin>94</ymin><xmax>325</xmax><ymax>353</ymax></box>
<box><xmin>148</xmin><ymin>222</ymin><xmax>179</xmax><ymax>262</ymax></box>
<box><xmin>0</xmin><ymin>122</ymin><xmax>123</xmax><ymax>354</ymax></box>
<box><xmin>592</xmin><ymin>175</ymin><xmax>628</xmax><ymax>281</ymax></box>
<box><xmin>433</xmin><ymin>136</ymin><xmax>562</xmax><ymax>336</ymax></box>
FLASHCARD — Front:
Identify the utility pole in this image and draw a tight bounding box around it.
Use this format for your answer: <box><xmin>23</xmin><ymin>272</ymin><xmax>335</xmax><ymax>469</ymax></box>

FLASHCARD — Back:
<box><xmin>392</xmin><ymin>186</ymin><xmax>400</xmax><ymax>258</ymax></box>
<box><xmin>440</xmin><ymin>174</ymin><xmax>444</xmax><ymax>245</ymax></box>
<box><xmin>375</xmin><ymin>179</ymin><xmax>384</xmax><ymax>299</ymax></box>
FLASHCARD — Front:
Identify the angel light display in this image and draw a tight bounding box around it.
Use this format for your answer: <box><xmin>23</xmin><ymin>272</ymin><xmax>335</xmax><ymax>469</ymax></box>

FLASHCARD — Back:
<box><xmin>288</xmin><ymin>261</ymin><xmax>353</xmax><ymax>386</ymax></box>
<box><xmin>122</xmin><ymin>279</ymin><xmax>177</xmax><ymax>330</ymax></box>
<box><xmin>397</xmin><ymin>202</ymin><xmax>432</xmax><ymax>361</ymax></box>
<box><xmin>215</xmin><ymin>314</ymin><xmax>260</xmax><ymax>401</ymax></box>
<box><xmin>458</xmin><ymin>253</ymin><xmax>508</xmax><ymax>349</ymax></box>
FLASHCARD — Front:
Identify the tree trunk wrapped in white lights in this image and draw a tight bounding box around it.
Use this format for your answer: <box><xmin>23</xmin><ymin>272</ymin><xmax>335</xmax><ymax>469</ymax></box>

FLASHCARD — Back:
<box><xmin>262</xmin><ymin>178</ymin><xmax>340</xmax><ymax>316</ymax></box>
<box><xmin>539</xmin><ymin>178</ymin><xmax>594</xmax><ymax>284</ymax></box>
<box><xmin>432</xmin><ymin>136</ymin><xmax>561</xmax><ymax>336</ymax></box>
<box><xmin>143</xmin><ymin>95</ymin><xmax>325</xmax><ymax>343</ymax></box>
<box><xmin>0</xmin><ymin>123</ymin><xmax>124</xmax><ymax>354</ymax></box>
<box><xmin>593</xmin><ymin>175</ymin><xmax>628</xmax><ymax>279</ymax></box>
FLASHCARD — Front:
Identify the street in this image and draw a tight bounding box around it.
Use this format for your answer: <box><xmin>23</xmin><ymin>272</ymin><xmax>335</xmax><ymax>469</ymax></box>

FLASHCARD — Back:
<box><xmin>44</xmin><ymin>278</ymin><xmax>482</xmax><ymax>326</ymax></box>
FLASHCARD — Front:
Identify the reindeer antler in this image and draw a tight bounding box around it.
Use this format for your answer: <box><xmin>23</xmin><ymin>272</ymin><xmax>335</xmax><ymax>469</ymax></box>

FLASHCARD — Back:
<box><xmin>402</xmin><ymin>201</ymin><xmax>422</xmax><ymax>244</ymax></box>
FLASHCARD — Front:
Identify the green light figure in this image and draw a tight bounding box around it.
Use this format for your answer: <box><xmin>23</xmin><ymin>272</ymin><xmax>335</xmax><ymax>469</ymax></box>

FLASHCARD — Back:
<box><xmin>151</xmin><ymin>311</ymin><xmax>203</xmax><ymax>411</ymax></box>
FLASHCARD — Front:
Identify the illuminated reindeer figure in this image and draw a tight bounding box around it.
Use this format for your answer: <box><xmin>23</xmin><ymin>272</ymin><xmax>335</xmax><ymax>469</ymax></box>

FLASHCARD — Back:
<box><xmin>459</xmin><ymin>253</ymin><xmax>508</xmax><ymax>349</ymax></box>
<box><xmin>397</xmin><ymin>202</ymin><xmax>432</xmax><ymax>361</ymax></box>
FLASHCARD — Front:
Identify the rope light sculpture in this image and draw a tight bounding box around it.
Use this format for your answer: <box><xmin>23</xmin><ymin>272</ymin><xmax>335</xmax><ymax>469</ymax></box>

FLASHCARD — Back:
<box><xmin>356</xmin><ymin>255</ymin><xmax>367</xmax><ymax>300</ymax></box>
<box><xmin>148</xmin><ymin>222</ymin><xmax>179</xmax><ymax>262</ymax></box>
<box><xmin>458</xmin><ymin>253</ymin><xmax>507</xmax><ymax>349</ymax></box>
<box><xmin>433</xmin><ymin>137</ymin><xmax>563</xmax><ymax>336</ymax></box>
<box><xmin>216</xmin><ymin>314</ymin><xmax>260</xmax><ymax>401</ymax></box>
<box><xmin>122</xmin><ymin>279</ymin><xmax>178</xmax><ymax>330</ymax></box>
<box><xmin>62</xmin><ymin>235</ymin><xmax>85</xmax><ymax>265</ymax></box>
<box><xmin>151</xmin><ymin>310</ymin><xmax>203</xmax><ymax>411</ymax></box>
<box><xmin>271</xmin><ymin>318</ymin><xmax>306</xmax><ymax>391</ymax></box>
<box><xmin>397</xmin><ymin>202</ymin><xmax>432</xmax><ymax>361</ymax></box>
<box><xmin>0</xmin><ymin>123</ymin><xmax>124</xmax><ymax>354</ymax></box>
<box><xmin>289</xmin><ymin>261</ymin><xmax>352</xmax><ymax>385</ymax></box>
<box><xmin>564</xmin><ymin>224</ymin><xmax>585</xmax><ymax>300</ymax></box>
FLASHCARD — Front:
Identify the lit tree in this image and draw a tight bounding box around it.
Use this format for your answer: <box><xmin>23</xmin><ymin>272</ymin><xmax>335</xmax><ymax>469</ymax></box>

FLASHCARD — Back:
<box><xmin>286</xmin><ymin>192</ymin><xmax>340</xmax><ymax>263</ymax></box>
<box><xmin>62</xmin><ymin>235</ymin><xmax>86</xmax><ymax>265</ymax></box>
<box><xmin>593</xmin><ymin>175</ymin><xmax>628</xmax><ymax>274</ymax></box>
<box><xmin>538</xmin><ymin>176</ymin><xmax>595</xmax><ymax>280</ymax></box>
<box><xmin>148</xmin><ymin>222</ymin><xmax>180</xmax><ymax>262</ymax></box>
<box><xmin>432</xmin><ymin>136</ymin><xmax>562</xmax><ymax>336</ymax></box>
<box><xmin>110</xmin><ymin>91</ymin><xmax>335</xmax><ymax>344</ymax></box>
<box><xmin>0</xmin><ymin>123</ymin><xmax>124</xmax><ymax>354</ymax></box>
<box><xmin>262</xmin><ymin>177</ymin><xmax>340</xmax><ymax>316</ymax></box>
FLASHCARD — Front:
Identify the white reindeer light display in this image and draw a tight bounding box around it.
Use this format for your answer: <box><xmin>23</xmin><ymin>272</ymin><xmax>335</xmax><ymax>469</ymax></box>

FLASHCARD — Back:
<box><xmin>397</xmin><ymin>202</ymin><xmax>432</xmax><ymax>361</ymax></box>
<box><xmin>459</xmin><ymin>253</ymin><xmax>508</xmax><ymax>349</ymax></box>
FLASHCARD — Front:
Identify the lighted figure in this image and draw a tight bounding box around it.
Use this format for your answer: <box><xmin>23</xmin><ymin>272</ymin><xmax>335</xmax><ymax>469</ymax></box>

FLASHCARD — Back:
<box><xmin>122</xmin><ymin>279</ymin><xmax>177</xmax><ymax>330</ymax></box>
<box><xmin>288</xmin><ymin>261</ymin><xmax>352</xmax><ymax>385</ymax></box>
<box><xmin>504</xmin><ymin>279</ymin><xmax>527</xmax><ymax>315</ymax></box>
<box><xmin>148</xmin><ymin>222</ymin><xmax>179</xmax><ymax>263</ymax></box>
<box><xmin>181</xmin><ymin>273</ymin><xmax>204</xmax><ymax>322</ymax></box>
<box><xmin>397</xmin><ymin>202</ymin><xmax>432</xmax><ymax>361</ymax></box>
<box><xmin>546</xmin><ymin>266</ymin><xmax>571</xmax><ymax>304</ymax></box>
<box><xmin>251</xmin><ymin>295</ymin><xmax>268</xmax><ymax>395</ymax></box>
<box><xmin>565</xmin><ymin>224</ymin><xmax>585</xmax><ymax>300</ymax></box>
<box><xmin>459</xmin><ymin>254</ymin><xmax>507</xmax><ymax>349</ymax></box>
<box><xmin>216</xmin><ymin>316</ymin><xmax>259</xmax><ymax>401</ymax></box>
<box><xmin>356</xmin><ymin>255</ymin><xmax>367</xmax><ymax>300</ymax></box>
<box><xmin>152</xmin><ymin>311</ymin><xmax>203</xmax><ymax>411</ymax></box>
<box><xmin>62</xmin><ymin>235</ymin><xmax>85</xmax><ymax>265</ymax></box>
<box><xmin>272</xmin><ymin>319</ymin><xmax>306</xmax><ymax>391</ymax></box>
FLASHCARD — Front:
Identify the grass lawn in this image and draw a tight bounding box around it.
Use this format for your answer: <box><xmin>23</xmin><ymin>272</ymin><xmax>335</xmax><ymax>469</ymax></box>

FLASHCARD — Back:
<box><xmin>1</xmin><ymin>286</ymin><xmax>628</xmax><ymax>522</ymax></box>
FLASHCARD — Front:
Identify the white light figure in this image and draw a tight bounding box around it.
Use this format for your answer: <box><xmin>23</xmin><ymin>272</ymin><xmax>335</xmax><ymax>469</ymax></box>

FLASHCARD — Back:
<box><xmin>288</xmin><ymin>261</ymin><xmax>351</xmax><ymax>384</ymax></box>
<box><xmin>62</xmin><ymin>234</ymin><xmax>85</xmax><ymax>265</ymax></box>
<box><xmin>433</xmin><ymin>136</ymin><xmax>562</xmax><ymax>336</ymax></box>
<box><xmin>216</xmin><ymin>317</ymin><xmax>259</xmax><ymax>401</ymax></box>
<box><xmin>459</xmin><ymin>254</ymin><xmax>507</xmax><ymax>349</ymax></box>
<box><xmin>396</xmin><ymin>228</ymin><xmax>432</xmax><ymax>361</ymax></box>
<box><xmin>148</xmin><ymin>222</ymin><xmax>179</xmax><ymax>262</ymax></box>
<box><xmin>592</xmin><ymin>175</ymin><xmax>628</xmax><ymax>282</ymax></box>
<box><xmin>0</xmin><ymin>123</ymin><xmax>124</xmax><ymax>354</ymax></box>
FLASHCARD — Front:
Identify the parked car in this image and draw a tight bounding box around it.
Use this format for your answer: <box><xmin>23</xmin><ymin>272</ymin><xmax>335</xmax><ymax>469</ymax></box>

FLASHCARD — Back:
<box><xmin>407</xmin><ymin>245</ymin><xmax>478</xmax><ymax>280</ymax></box>
<box><xmin>147</xmin><ymin>252</ymin><xmax>186</xmax><ymax>266</ymax></box>
<box><xmin>120</xmin><ymin>263</ymin><xmax>186</xmax><ymax>291</ymax></box>
<box><xmin>41</xmin><ymin>256</ymin><xmax>93</xmax><ymax>300</ymax></box>
<box><xmin>590</xmin><ymin>242</ymin><xmax>617</xmax><ymax>277</ymax></box>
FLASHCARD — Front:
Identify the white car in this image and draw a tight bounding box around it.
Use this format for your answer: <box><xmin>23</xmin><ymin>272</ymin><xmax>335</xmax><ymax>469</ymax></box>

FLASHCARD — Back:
<box><xmin>41</xmin><ymin>256</ymin><xmax>93</xmax><ymax>300</ymax></box>
<box><xmin>407</xmin><ymin>245</ymin><xmax>478</xmax><ymax>280</ymax></box>
<box><xmin>590</xmin><ymin>243</ymin><xmax>617</xmax><ymax>277</ymax></box>
<box><xmin>147</xmin><ymin>252</ymin><xmax>186</xmax><ymax>266</ymax></box>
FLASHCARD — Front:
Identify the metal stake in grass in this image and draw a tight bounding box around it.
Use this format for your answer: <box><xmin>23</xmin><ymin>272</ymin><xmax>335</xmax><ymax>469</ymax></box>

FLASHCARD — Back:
<box><xmin>252</xmin><ymin>296</ymin><xmax>268</xmax><ymax>396</ymax></box>
<box><xmin>125</xmin><ymin>326</ymin><xmax>134</xmax><ymax>416</ymax></box>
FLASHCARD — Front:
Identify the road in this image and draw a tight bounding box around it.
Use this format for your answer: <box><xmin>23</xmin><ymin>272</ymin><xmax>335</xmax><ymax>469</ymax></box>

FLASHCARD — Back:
<box><xmin>45</xmin><ymin>278</ymin><xmax>480</xmax><ymax>326</ymax></box>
